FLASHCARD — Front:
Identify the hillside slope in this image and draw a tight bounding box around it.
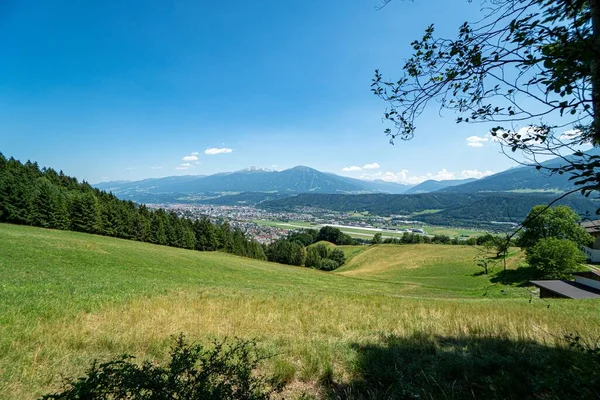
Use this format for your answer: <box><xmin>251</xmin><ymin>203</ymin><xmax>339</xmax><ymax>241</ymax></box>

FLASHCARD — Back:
<box><xmin>3</xmin><ymin>224</ymin><xmax>600</xmax><ymax>399</ymax></box>
<box><xmin>404</xmin><ymin>178</ymin><xmax>476</xmax><ymax>194</ymax></box>
<box><xmin>336</xmin><ymin>244</ymin><xmax>524</xmax><ymax>291</ymax></box>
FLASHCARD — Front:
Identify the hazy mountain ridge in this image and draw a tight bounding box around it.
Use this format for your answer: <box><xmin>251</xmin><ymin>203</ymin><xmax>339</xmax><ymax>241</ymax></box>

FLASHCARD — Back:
<box><xmin>441</xmin><ymin>148</ymin><xmax>600</xmax><ymax>193</ymax></box>
<box><xmin>94</xmin><ymin>150</ymin><xmax>600</xmax><ymax>204</ymax></box>
<box><xmin>95</xmin><ymin>166</ymin><xmax>413</xmax><ymax>199</ymax></box>
<box><xmin>404</xmin><ymin>178</ymin><xmax>477</xmax><ymax>194</ymax></box>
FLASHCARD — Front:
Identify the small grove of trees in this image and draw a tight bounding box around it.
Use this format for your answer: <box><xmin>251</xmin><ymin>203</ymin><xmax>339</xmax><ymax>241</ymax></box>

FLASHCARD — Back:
<box><xmin>305</xmin><ymin>244</ymin><xmax>346</xmax><ymax>271</ymax></box>
<box><xmin>314</xmin><ymin>225</ymin><xmax>356</xmax><ymax>245</ymax></box>
<box><xmin>0</xmin><ymin>154</ymin><xmax>266</xmax><ymax>261</ymax></box>
<box><xmin>265</xmin><ymin>227</ymin><xmax>350</xmax><ymax>270</ymax></box>
<box><xmin>520</xmin><ymin>205</ymin><xmax>592</xmax><ymax>278</ymax></box>
<box><xmin>371</xmin><ymin>232</ymin><xmax>383</xmax><ymax>244</ymax></box>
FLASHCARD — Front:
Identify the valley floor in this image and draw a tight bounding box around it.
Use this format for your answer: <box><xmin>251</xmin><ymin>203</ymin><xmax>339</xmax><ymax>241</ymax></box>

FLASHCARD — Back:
<box><xmin>1</xmin><ymin>223</ymin><xmax>599</xmax><ymax>399</ymax></box>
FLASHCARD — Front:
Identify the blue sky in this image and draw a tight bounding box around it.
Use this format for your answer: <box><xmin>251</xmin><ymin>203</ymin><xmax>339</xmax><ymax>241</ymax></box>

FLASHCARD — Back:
<box><xmin>1</xmin><ymin>0</ymin><xmax>528</xmax><ymax>184</ymax></box>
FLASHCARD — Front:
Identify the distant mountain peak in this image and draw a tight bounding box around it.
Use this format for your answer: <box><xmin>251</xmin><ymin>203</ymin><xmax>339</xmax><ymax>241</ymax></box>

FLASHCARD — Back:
<box><xmin>238</xmin><ymin>166</ymin><xmax>272</xmax><ymax>173</ymax></box>
<box><xmin>404</xmin><ymin>178</ymin><xmax>477</xmax><ymax>194</ymax></box>
<box><xmin>288</xmin><ymin>165</ymin><xmax>317</xmax><ymax>172</ymax></box>
<box><xmin>94</xmin><ymin>164</ymin><xmax>411</xmax><ymax>199</ymax></box>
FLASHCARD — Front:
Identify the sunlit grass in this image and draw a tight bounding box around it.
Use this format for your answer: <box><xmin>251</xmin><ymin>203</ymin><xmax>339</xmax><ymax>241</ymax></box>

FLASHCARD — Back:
<box><xmin>1</xmin><ymin>223</ymin><xmax>599</xmax><ymax>399</ymax></box>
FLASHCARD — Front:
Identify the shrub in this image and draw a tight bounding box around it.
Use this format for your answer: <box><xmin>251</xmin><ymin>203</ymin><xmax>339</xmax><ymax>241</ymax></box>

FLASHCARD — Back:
<box><xmin>41</xmin><ymin>335</ymin><xmax>282</xmax><ymax>400</ymax></box>
<box><xmin>328</xmin><ymin>249</ymin><xmax>345</xmax><ymax>266</ymax></box>
<box><xmin>318</xmin><ymin>259</ymin><xmax>340</xmax><ymax>271</ymax></box>
<box><xmin>304</xmin><ymin>246</ymin><xmax>322</xmax><ymax>269</ymax></box>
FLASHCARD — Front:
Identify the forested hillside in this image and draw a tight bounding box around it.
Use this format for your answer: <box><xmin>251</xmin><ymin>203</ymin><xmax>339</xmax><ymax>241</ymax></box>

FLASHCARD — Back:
<box><xmin>0</xmin><ymin>153</ymin><xmax>265</xmax><ymax>259</ymax></box>
<box><xmin>404</xmin><ymin>178</ymin><xmax>476</xmax><ymax>194</ymax></box>
<box><xmin>261</xmin><ymin>192</ymin><xmax>600</xmax><ymax>228</ymax></box>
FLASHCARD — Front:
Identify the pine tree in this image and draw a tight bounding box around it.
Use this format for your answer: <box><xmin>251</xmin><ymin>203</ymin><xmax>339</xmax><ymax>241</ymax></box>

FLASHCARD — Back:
<box><xmin>51</xmin><ymin>189</ymin><xmax>70</xmax><ymax>230</ymax></box>
<box><xmin>193</xmin><ymin>217</ymin><xmax>218</xmax><ymax>251</ymax></box>
<box><xmin>69</xmin><ymin>192</ymin><xmax>100</xmax><ymax>233</ymax></box>
<box><xmin>218</xmin><ymin>221</ymin><xmax>233</xmax><ymax>252</ymax></box>
<box><xmin>32</xmin><ymin>178</ymin><xmax>57</xmax><ymax>228</ymax></box>
<box><xmin>150</xmin><ymin>210</ymin><xmax>168</xmax><ymax>245</ymax></box>
<box><xmin>133</xmin><ymin>205</ymin><xmax>151</xmax><ymax>242</ymax></box>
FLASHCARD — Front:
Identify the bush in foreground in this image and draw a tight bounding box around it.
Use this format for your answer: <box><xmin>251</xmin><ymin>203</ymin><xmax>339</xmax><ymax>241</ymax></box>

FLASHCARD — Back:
<box><xmin>41</xmin><ymin>335</ymin><xmax>281</xmax><ymax>400</ymax></box>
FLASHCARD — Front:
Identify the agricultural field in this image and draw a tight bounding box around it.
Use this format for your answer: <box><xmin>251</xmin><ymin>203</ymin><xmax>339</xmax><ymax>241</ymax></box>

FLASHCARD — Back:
<box><xmin>253</xmin><ymin>219</ymin><xmax>489</xmax><ymax>239</ymax></box>
<box><xmin>1</xmin><ymin>223</ymin><xmax>599</xmax><ymax>399</ymax></box>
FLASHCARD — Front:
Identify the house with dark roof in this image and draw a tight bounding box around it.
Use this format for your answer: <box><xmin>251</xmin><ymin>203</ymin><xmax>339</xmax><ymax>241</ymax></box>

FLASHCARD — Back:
<box><xmin>531</xmin><ymin>270</ymin><xmax>600</xmax><ymax>299</ymax></box>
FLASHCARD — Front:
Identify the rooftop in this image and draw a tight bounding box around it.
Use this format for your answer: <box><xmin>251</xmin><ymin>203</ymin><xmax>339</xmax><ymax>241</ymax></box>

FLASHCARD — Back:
<box><xmin>530</xmin><ymin>280</ymin><xmax>600</xmax><ymax>299</ymax></box>
<box><xmin>580</xmin><ymin>220</ymin><xmax>600</xmax><ymax>234</ymax></box>
<box><xmin>572</xmin><ymin>270</ymin><xmax>600</xmax><ymax>281</ymax></box>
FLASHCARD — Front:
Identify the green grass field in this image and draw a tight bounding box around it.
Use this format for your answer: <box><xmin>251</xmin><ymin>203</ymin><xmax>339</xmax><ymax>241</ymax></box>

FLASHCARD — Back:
<box><xmin>253</xmin><ymin>219</ymin><xmax>489</xmax><ymax>239</ymax></box>
<box><xmin>1</xmin><ymin>224</ymin><xmax>599</xmax><ymax>399</ymax></box>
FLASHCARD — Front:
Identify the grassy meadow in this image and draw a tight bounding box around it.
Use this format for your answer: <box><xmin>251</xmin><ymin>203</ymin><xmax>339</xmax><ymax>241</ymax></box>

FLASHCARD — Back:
<box><xmin>254</xmin><ymin>219</ymin><xmax>488</xmax><ymax>239</ymax></box>
<box><xmin>1</xmin><ymin>223</ymin><xmax>600</xmax><ymax>399</ymax></box>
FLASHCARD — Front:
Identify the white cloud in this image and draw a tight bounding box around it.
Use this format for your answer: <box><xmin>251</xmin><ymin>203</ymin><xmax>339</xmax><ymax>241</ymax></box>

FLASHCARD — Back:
<box><xmin>342</xmin><ymin>162</ymin><xmax>380</xmax><ymax>172</ymax></box>
<box><xmin>360</xmin><ymin>168</ymin><xmax>493</xmax><ymax>184</ymax></box>
<box><xmin>150</xmin><ymin>166</ymin><xmax>163</xmax><ymax>170</ymax></box>
<box><xmin>434</xmin><ymin>168</ymin><xmax>456</xmax><ymax>180</ymax></box>
<box><xmin>363</xmin><ymin>162</ymin><xmax>380</xmax><ymax>170</ymax></box>
<box><xmin>191</xmin><ymin>151</ymin><xmax>199</xmax><ymax>156</ymax></box>
<box><xmin>195</xmin><ymin>161</ymin><xmax>202</xmax><ymax>165</ymax></box>
<box><xmin>182</xmin><ymin>155</ymin><xmax>199</xmax><ymax>161</ymax></box>
<box><xmin>559</xmin><ymin>129</ymin><xmax>582</xmax><ymax>141</ymax></box>
<box><xmin>126</xmin><ymin>167</ymin><xmax>138</xmax><ymax>170</ymax></box>
<box><xmin>205</xmin><ymin>147</ymin><xmax>233</xmax><ymax>155</ymax></box>
<box><xmin>492</xmin><ymin>126</ymin><xmax>546</xmax><ymax>143</ymax></box>
<box><xmin>360</xmin><ymin>168</ymin><xmax>458</xmax><ymax>184</ymax></box>
<box><xmin>466</xmin><ymin>135</ymin><xmax>489</xmax><ymax>147</ymax></box>
<box><xmin>460</xmin><ymin>169</ymin><xmax>493</xmax><ymax>179</ymax></box>
<box><xmin>176</xmin><ymin>162</ymin><xmax>192</xmax><ymax>171</ymax></box>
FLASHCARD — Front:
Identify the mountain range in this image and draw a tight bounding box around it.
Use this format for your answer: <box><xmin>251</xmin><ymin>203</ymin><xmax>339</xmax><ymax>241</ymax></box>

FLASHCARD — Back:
<box><xmin>404</xmin><ymin>178</ymin><xmax>477</xmax><ymax>194</ymax></box>
<box><xmin>95</xmin><ymin>149</ymin><xmax>600</xmax><ymax>204</ymax></box>
<box><xmin>95</xmin><ymin>166</ymin><xmax>412</xmax><ymax>200</ymax></box>
<box><xmin>440</xmin><ymin>153</ymin><xmax>597</xmax><ymax>193</ymax></box>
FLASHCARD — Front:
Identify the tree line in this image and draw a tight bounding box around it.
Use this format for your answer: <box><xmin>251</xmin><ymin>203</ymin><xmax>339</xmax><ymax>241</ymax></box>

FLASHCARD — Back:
<box><xmin>0</xmin><ymin>153</ymin><xmax>266</xmax><ymax>260</ymax></box>
<box><xmin>369</xmin><ymin>229</ymin><xmax>521</xmax><ymax>249</ymax></box>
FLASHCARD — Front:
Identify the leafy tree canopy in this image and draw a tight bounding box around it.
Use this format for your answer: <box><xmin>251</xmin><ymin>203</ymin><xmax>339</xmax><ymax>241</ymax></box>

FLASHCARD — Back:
<box><xmin>526</xmin><ymin>237</ymin><xmax>587</xmax><ymax>278</ymax></box>
<box><xmin>519</xmin><ymin>204</ymin><xmax>593</xmax><ymax>248</ymax></box>
<box><xmin>373</xmin><ymin>0</ymin><xmax>600</xmax><ymax>197</ymax></box>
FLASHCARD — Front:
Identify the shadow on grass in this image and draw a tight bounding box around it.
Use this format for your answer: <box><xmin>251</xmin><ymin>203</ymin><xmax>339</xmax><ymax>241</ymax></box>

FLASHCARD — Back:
<box><xmin>490</xmin><ymin>265</ymin><xmax>539</xmax><ymax>287</ymax></box>
<box><xmin>324</xmin><ymin>333</ymin><xmax>600</xmax><ymax>400</ymax></box>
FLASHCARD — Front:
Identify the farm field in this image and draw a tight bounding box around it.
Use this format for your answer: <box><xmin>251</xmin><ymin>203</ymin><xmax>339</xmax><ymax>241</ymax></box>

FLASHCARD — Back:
<box><xmin>1</xmin><ymin>223</ymin><xmax>599</xmax><ymax>399</ymax></box>
<box><xmin>253</xmin><ymin>219</ymin><xmax>488</xmax><ymax>239</ymax></box>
